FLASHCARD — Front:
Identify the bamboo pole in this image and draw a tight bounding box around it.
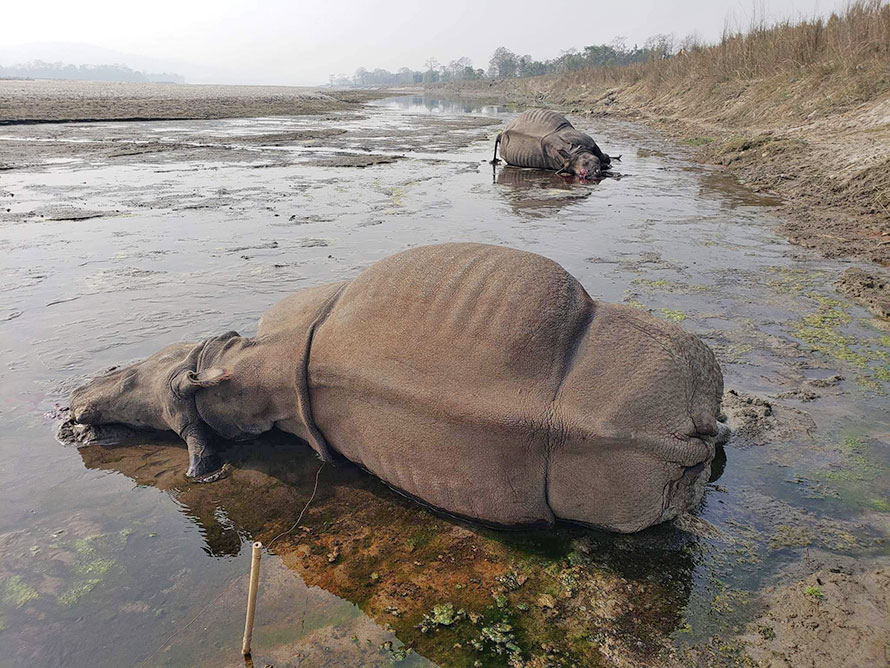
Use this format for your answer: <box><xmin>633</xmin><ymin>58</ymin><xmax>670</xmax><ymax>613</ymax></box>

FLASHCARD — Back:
<box><xmin>241</xmin><ymin>541</ymin><xmax>263</xmax><ymax>656</ymax></box>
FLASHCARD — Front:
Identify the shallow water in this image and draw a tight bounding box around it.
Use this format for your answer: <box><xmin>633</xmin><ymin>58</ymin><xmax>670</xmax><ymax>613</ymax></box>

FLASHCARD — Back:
<box><xmin>1</xmin><ymin>94</ymin><xmax>888</xmax><ymax>667</ymax></box>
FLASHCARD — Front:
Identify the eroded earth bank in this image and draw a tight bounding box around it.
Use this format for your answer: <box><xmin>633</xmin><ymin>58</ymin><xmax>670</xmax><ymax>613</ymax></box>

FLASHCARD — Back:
<box><xmin>1</xmin><ymin>86</ymin><xmax>889</xmax><ymax>667</ymax></box>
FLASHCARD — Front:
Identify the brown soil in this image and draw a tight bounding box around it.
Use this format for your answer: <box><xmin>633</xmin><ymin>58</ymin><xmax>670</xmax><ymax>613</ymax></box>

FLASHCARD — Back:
<box><xmin>435</xmin><ymin>76</ymin><xmax>890</xmax><ymax>267</ymax></box>
<box><xmin>836</xmin><ymin>267</ymin><xmax>890</xmax><ymax>319</ymax></box>
<box><xmin>741</xmin><ymin>558</ymin><xmax>890</xmax><ymax>667</ymax></box>
<box><xmin>0</xmin><ymin>79</ymin><xmax>388</xmax><ymax>123</ymax></box>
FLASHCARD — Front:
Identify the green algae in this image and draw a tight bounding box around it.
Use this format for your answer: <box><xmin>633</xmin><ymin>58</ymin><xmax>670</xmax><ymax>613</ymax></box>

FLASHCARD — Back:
<box><xmin>632</xmin><ymin>278</ymin><xmax>708</xmax><ymax>293</ymax></box>
<box><xmin>765</xmin><ymin>267</ymin><xmax>823</xmax><ymax>295</ymax></box>
<box><xmin>659</xmin><ymin>308</ymin><xmax>688</xmax><ymax>322</ymax></box>
<box><xmin>809</xmin><ymin>435</ymin><xmax>888</xmax><ymax>512</ymax></box>
<box><xmin>417</xmin><ymin>603</ymin><xmax>466</xmax><ymax>632</ymax></box>
<box><xmin>683</xmin><ymin>136</ymin><xmax>715</xmax><ymax>146</ymax></box>
<box><xmin>58</xmin><ymin>579</ymin><xmax>103</xmax><ymax>607</ymax></box>
<box><xmin>0</xmin><ymin>576</ymin><xmax>39</xmax><ymax>608</ymax></box>
<box><xmin>788</xmin><ymin>292</ymin><xmax>890</xmax><ymax>391</ymax></box>
<box><xmin>869</xmin><ymin>498</ymin><xmax>890</xmax><ymax>512</ymax></box>
<box><xmin>390</xmin><ymin>186</ymin><xmax>406</xmax><ymax>208</ymax></box>
<box><xmin>803</xmin><ymin>585</ymin><xmax>824</xmax><ymax>600</ymax></box>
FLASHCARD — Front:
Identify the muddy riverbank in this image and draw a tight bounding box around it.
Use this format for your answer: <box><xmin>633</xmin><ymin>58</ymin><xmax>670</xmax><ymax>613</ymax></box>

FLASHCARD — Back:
<box><xmin>1</xmin><ymin>92</ymin><xmax>889</xmax><ymax>667</ymax></box>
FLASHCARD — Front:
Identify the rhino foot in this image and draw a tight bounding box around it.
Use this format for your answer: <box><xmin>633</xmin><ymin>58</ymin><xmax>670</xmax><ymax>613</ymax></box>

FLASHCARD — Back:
<box><xmin>186</xmin><ymin>454</ymin><xmax>227</xmax><ymax>482</ymax></box>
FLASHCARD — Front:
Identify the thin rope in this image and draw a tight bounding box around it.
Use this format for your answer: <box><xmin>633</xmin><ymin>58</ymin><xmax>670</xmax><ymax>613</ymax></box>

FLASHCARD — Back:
<box><xmin>267</xmin><ymin>460</ymin><xmax>325</xmax><ymax>551</ymax></box>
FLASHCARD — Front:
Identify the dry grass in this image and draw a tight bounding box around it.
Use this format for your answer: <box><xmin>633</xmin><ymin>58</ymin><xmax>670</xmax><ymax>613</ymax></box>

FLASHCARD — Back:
<box><xmin>563</xmin><ymin>0</ymin><xmax>890</xmax><ymax>103</ymax></box>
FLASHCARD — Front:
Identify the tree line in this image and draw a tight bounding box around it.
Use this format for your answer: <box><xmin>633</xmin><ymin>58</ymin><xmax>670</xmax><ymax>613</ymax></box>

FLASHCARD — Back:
<box><xmin>0</xmin><ymin>61</ymin><xmax>184</xmax><ymax>84</ymax></box>
<box><xmin>333</xmin><ymin>36</ymin><xmax>676</xmax><ymax>87</ymax></box>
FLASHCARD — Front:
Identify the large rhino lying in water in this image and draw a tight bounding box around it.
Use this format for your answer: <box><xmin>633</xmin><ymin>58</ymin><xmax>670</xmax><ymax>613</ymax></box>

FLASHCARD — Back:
<box><xmin>64</xmin><ymin>243</ymin><xmax>723</xmax><ymax>533</ymax></box>
<box><xmin>492</xmin><ymin>109</ymin><xmax>617</xmax><ymax>179</ymax></box>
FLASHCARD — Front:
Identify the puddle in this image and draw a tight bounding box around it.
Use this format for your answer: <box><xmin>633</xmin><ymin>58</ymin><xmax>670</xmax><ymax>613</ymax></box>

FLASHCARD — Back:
<box><xmin>0</xmin><ymin>95</ymin><xmax>888</xmax><ymax>667</ymax></box>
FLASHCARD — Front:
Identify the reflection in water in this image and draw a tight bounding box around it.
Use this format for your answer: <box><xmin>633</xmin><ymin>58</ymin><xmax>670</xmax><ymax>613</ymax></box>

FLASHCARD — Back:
<box><xmin>78</xmin><ymin>430</ymin><xmax>699</xmax><ymax>667</ymax></box>
<box><xmin>370</xmin><ymin>95</ymin><xmax>508</xmax><ymax>116</ymax></box>
<box><xmin>494</xmin><ymin>165</ymin><xmax>598</xmax><ymax>217</ymax></box>
<box><xmin>709</xmin><ymin>444</ymin><xmax>728</xmax><ymax>483</ymax></box>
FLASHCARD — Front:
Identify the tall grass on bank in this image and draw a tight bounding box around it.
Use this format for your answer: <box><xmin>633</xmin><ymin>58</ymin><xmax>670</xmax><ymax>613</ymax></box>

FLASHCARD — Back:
<box><xmin>564</xmin><ymin>1</ymin><xmax>890</xmax><ymax>93</ymax></box>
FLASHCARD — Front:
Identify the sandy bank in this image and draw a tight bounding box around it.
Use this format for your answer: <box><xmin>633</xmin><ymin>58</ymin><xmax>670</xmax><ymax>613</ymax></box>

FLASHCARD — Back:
<box><xmin>0</xmin><ymin>79</ymin><xmax>390</xmax><ymax>123</ymax></box>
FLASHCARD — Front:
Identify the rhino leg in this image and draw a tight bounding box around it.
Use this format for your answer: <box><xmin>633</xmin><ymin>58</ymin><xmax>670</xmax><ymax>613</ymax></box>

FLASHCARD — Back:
<box><xmin>183</xmin><ymin>428</ymin><xmax>224</xmax><ymax>481</ymax></box>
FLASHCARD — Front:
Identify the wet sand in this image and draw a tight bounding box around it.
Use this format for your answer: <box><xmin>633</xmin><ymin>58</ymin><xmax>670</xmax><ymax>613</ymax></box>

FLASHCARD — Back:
<box><xmin>1</xmin><ymin>89</ymin><xmax>889</xmax><ymax>667</ymax></box>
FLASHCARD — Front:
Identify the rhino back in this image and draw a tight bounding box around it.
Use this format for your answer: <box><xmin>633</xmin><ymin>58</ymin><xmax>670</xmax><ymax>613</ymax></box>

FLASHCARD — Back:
<box><xmin>257</xmin><ymin>281</ymin><xmax>350</xmax><ymax>338</ymax></box>
<box><xmin>504</xmin><ymin>108</ymin><xmax>573</xmax><ymax>136</ymax></box>
<box><xmin>307</xmin><ymin>243</ymin><xmax>594</xmax><ymax>526</ymax></box>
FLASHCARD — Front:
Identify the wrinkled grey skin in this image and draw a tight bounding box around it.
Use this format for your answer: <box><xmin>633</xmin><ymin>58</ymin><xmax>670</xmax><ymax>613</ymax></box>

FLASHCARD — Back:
<box><xmin>64</xmin><ymin>243</ymin><xmax>723</xmax><ymax>533</ymax></box>
<box><xmin>491</xmin><ymin>109</ymin><xmax>616</xmax><ymax>179</ymax></box>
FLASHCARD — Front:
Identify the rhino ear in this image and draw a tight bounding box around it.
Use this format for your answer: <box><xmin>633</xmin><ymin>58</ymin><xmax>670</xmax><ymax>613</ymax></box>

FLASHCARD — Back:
<box><xmin>173</xmin><ymin>368</ymin><xmax>232</xmax><ymax>397</ymax></box>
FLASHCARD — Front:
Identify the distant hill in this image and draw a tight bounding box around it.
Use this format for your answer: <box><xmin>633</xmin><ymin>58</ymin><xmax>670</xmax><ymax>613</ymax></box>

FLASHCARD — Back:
<box><xmin>0</xmin><ymin>42</ymin><xmax>226</xmax><ymax>83</ymax></box>
<box><xmin>0</xmin><ymin>60</ymin><xmax>184</xmax><ymax>83</ymax></box>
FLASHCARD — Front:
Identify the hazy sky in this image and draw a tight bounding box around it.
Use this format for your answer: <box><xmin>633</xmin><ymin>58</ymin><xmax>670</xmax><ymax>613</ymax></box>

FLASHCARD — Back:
<box><xmin>4</xmin><ymin>0</ymin><xmax>853</xmax><ymax>85</ymax></box>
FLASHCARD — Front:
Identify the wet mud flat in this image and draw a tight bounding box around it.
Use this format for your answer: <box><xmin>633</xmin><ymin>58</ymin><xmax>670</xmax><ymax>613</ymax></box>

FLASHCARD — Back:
<box><xmin>1</xmin><ymin>94</ymin><xmax>889</xmax><ymax>667</ymax></box>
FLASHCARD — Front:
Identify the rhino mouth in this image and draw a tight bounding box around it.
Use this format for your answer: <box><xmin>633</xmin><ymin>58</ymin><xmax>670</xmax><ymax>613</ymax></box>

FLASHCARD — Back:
<box><xmin>49</xmin><ymin>402</ymin><xmax>136</xmax><ymax>446</ymax></box>
<box><xmin>55</xmin><ymin>414</ymin><xmax>138</xmax><ymax>447</ymax></box>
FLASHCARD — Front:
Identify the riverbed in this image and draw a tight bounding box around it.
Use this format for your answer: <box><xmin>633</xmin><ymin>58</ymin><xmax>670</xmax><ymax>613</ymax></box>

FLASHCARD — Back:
<box><xmin>1</xmin><ymin>93</ymin><xmax>888</xmax><ymax>667</ymax></box>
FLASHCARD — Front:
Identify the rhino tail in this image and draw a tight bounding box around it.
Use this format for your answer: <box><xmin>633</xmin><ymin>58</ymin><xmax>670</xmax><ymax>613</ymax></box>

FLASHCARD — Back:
<box><xmin>490</xmin><ymin>132</ymin><xmax>502</xmax><ymax>165</ymax></box>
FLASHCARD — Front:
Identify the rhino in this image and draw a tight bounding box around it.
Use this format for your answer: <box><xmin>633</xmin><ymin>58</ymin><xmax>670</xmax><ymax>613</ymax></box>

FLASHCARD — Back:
<box><xmin>492</xmin><ymin>109</ymin><xmax>618</xmax><ymax>179</ymax></box>
<box><xmin>63</xmin><ymin>243</ymin><xmax>723</xmax><ymax>533</ymax></box>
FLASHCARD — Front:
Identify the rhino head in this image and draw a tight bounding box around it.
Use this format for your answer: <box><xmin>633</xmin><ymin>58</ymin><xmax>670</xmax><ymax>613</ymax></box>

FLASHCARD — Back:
<box><xmin>65</xmin><ymin>335</ymin><xmax>235</xmax><ymax>479</ymax></box>
<box><xmin>558</xmin><ymin>147</ymin><xmax>603</xmax><ymax>180</ymax></box>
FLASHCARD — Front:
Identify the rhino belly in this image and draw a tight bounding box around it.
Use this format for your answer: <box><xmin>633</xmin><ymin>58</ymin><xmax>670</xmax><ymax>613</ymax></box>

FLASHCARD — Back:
<box><xmin>306</xmin><ymin>243</ymin><xmax>594</xmax><ymax>526</ymax></box>
<box><xmin>500</xmin><ymin>132</ymin><xmax>559</xmax><ymax>170</ymax></box>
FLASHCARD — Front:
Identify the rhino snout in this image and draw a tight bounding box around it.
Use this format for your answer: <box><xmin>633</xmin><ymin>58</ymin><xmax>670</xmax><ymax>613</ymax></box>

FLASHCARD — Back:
<box><xmin>68</xmin><ymin>389</ymin><xmax>96</xmax><ymax>424</ymax></box>
<box><xmin>72</xmin><ymin>403</ymin><xmax>97</xmax><ymax>424</ymax></box>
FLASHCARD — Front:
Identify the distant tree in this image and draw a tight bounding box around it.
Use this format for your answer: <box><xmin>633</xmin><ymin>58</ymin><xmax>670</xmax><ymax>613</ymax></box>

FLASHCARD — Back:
<box><xmin>423</xmin><ymin>57</ymin><xmax>440</xmax><ymax>83</ymax></box>
<box><xmin>644</xmin><ymin>34</ymin><xmax>676</xmax><ymax>59</ymax></box>
<box><xmin>0</xmin><ymin>60</ymin><xmax>184</xmax><ymax>83</ymax></box>
<box><xmin>344</xmin><ymin>29</ymin><xmax>683</xmax><ymax>88</ymax></box>
<box><xmin>488</xmin><ymin>47</ymin><xmax>518</xmax><ymax>78</ymax></box>
<box><xmin>446</xmin><ymin>56</ymin><xmax>473</xmax><ymax>80</ymax></box>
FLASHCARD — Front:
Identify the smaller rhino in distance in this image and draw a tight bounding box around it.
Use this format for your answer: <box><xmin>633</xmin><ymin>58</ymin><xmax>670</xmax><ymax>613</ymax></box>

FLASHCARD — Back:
<box><xmin>492</xmin><ymin>109</ymin><xmax>619</xmax><ymax>179</ymax></box>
